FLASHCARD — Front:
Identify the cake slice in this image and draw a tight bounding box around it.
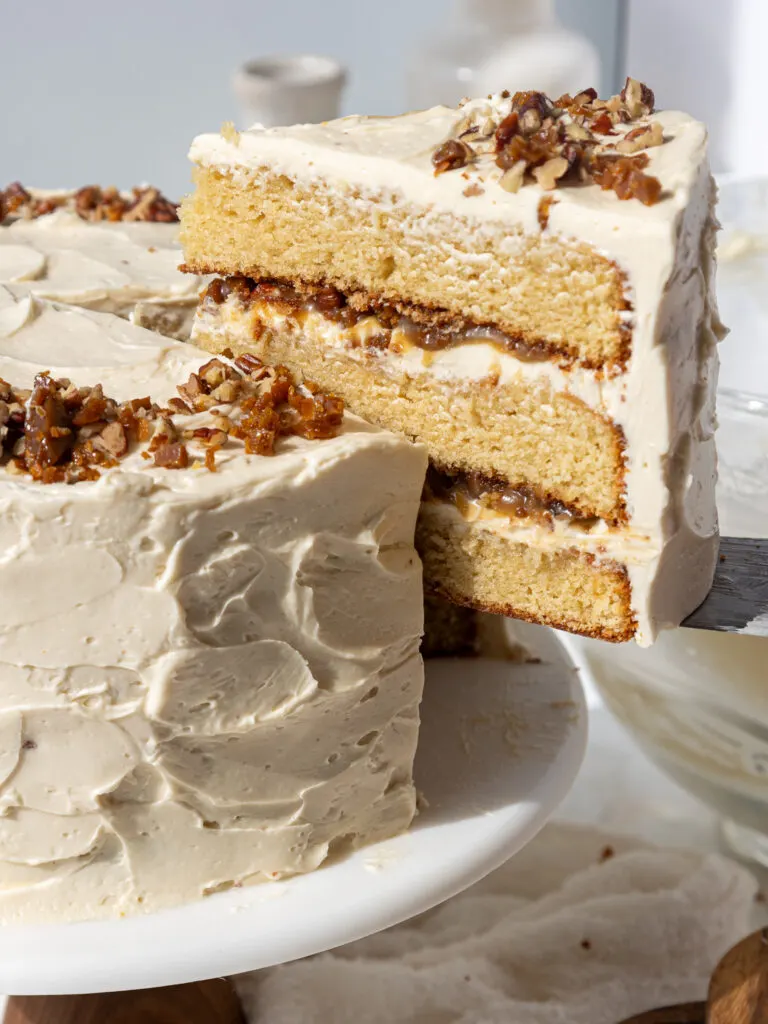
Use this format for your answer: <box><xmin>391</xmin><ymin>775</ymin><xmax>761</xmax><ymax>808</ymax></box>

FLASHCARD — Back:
<box><xmin>0</xmin><ymin>182</ymin><xmax>205</xmax><ymax>339</ymax></box>
<box><xmin>0</xmin><ymin>287</ymin><xmax>426</xmax><ymax>923</ymax></box>
<box><xmin>181</xmin><ymin>81</ymin><xmax>723</xmax><ymax>644</ymax></box>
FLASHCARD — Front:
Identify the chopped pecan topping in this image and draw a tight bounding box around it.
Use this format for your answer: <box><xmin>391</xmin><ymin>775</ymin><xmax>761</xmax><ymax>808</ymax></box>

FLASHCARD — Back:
<box><xmin>433</xmin><ymin>78</ymin><xmax>663</xmax><ymax>207</ymax></box>
<box><xmin>0</xmin><ymin>355</ymin><xmax>344</xmax><ymax>484</ymax></box>
<box><xmin>75</xmin><ymin>185</ymin><xmax>126</xmax><ymax>222</ymax></box>
<box><xmin>123</xmin><ymin>186</ymin><xmax>179</xmax><ymax>223</ymax></box>
<box><xmin>1</xmin><ymin>182</ymin><xmax>179</xmax><ymax>222</ymax></box>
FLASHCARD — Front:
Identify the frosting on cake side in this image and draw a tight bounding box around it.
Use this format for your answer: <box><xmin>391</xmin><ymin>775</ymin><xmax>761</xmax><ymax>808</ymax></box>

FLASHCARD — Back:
<box><xmin>0</xmin><ymin>288</ymin><xmax>426</xmax><ymax>923</ymax></box>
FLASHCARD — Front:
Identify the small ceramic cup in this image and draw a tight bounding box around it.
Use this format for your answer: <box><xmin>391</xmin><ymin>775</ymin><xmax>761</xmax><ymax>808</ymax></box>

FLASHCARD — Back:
<box><xmin>232</xmin><ymin>54</ymin><xmax>346</xmax><ymax>129</ymax></box>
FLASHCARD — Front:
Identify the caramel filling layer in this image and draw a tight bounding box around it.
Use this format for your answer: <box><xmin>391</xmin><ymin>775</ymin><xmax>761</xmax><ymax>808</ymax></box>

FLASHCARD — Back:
<box><xmin>204</xmin><ymin>277</ymin><xmax>559</xmax><ymax>364</ymax></box>
<box><xmin>424</xmin><ymin>465</ymin><xmax>599</xmax><ymax>532</ymax></box>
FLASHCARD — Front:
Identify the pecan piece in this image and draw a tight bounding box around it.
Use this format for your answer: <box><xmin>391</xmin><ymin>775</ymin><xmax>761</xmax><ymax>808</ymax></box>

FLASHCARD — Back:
<box><xmin>72</xmin><ymin>385</ymin><xmax>110</xmax><ymax>426</ymax></box>
<box><xmin>24</xmin><ymin>375</ymin><xmax>74</xmax><ymax>468</ymax></box>
<box><xmin>532</xmin><ymin>156</ymin><xmax>569</xmax><ymax>190</ymax></box>
<box><xmin>95</xmin><ymin>420</ymin><xmax>128</xmax><ymax>458</ymax></box>
<box><xmin>573</xmin><ymin>87</ymin><xmax>598</xmax><ymax>105</ymax></box>
<box><xmin>499</xmin><ymin>161</ymin><xmax>527</xmax><ymax>193</ymax></box>
<box><xmin>511</xmin><ymin>90</ymin><xmax>553</xmax><ymax>123</ymax></box>
<box><xmin>313</xmin><ymin>285</ymin><xmax>345</xmax><ymax>315</ymax></box>
<box><xmin>620</xmin><ymin>77</ymin><xmax>655</xmax><ymax>118</ymax></box>
<box><xmin>178</xmin><ymin>373</ymin><xmax>206</xmax><ymax>405</ymax></box>
<box><xmin>616</xmin><ymin>121</ymin><xmax>664</xmax><ymax>154</ymax></box>
<box><xmin>73</xmin><ymin>185</ymin><xmax>103</xmax><ymax>220</ymax></box>
<box><xmin>198</xmin><ymin>358</ymin><xmax>240</xmax><ymax>390</ymax></box>
<box><xmin>206</xmin><ymin>279</ymin><xmax>230</xmax><ymax>305</ymax></box>
<box><xmin>564</xmin><ymin>121</ymin><xmax>594</xmax><ymax>142</ymax></box>
<box><xmin>234</xmin><ymin>353</ymin><xmax>267</xmax><ymax>378</ymax></box>
<box><xmin>432</xmin><ymin>139</ymin><xmax>473</xmax><ymax>175</ymax></box>
<box><xmin>211</xmin><ymin>379</ymin><xmax>241</xmax><ymax>403</ymax></box>
<box><xmin>494</xmin><ymin>111</ymin><xmax>520</xmax><ymax>150</ymax></box>
<box><xmin>3</xmin><ymin>182</ymin><xmax>32</xmax><ymax>214</ymax></box>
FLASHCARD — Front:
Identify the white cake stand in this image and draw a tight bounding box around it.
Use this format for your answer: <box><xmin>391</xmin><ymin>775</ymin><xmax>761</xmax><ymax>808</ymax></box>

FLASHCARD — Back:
<box><xmin>0</xmin><ymin>623</ymin><xmax>586</xmax><ymax>997</ymax></box>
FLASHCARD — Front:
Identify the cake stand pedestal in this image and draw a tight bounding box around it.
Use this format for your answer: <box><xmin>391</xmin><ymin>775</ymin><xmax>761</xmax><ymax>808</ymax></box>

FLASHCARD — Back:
<box><xmin>3</xmin><ymin>980</ymin><xmax>244</xmax><ymax>1023</ymax></box>
<box><xmin>0</xmin><ymin>624</ymin><xmax>586</xmax><ymax>1003</ymax></box>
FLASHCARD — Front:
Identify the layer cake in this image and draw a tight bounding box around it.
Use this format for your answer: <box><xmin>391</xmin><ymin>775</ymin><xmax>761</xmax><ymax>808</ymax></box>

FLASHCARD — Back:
<box><xmin>181</xmin><ymin>82</ymin><xmax>724</xmax><ymax>644</ymax></box>
<box><xmin>0</xmin><ymin>182</ymin><xmax>204</xmax><ymax>339</ymax></box>
<box><xmin>0</xmin><ymin>287</ymin><xmax>426</xmax><ymax>923</ymax></box>
<box><xmin>0</xmin><ymin>181</ymin><xmax>495</xmax><ymax>662</ymax></box>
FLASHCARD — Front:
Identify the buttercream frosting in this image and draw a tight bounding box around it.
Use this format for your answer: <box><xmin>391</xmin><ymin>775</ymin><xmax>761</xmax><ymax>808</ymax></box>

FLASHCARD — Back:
<box><xmin>0</xmin><ymin>209</ymin><xmax>205</xmax><ymax>339</ymax></box>
<box><xmin>189</xmin><ymin>98</ymin><xmax>723</xmax><ymax>643</ymax></box>
<box><xmin>0</xmin><ymin>287</ymin><xmax>426</xmax><ymax>923</ymax></box>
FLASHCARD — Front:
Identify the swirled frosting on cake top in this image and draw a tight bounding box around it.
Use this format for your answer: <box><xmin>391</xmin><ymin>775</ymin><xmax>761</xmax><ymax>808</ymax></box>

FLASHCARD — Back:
<box><xmin>1</xmin><ymin>183</ymin><xmax>205</xmax><ymax>339</ymax></box>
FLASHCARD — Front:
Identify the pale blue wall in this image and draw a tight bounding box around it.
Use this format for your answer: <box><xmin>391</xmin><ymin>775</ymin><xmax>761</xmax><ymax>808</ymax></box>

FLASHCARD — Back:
<box><xmin>0</xmin><ymin>1</ymin><xmax>623</xmax><ymax>198</ymax></box>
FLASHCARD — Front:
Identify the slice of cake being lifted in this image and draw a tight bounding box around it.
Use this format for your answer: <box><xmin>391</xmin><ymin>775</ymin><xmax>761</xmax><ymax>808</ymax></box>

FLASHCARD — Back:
<box><xmin>181</xmin><ymin>80</ymin><xmax>724</xmax><ymax>644</ymax></box>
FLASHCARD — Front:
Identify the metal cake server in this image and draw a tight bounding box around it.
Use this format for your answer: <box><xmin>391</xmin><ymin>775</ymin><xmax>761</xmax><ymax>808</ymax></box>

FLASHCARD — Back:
<box><xmin>682</xmin><ymin>538</ymin><xmax>768</xmax><ymax>636</ymax></box>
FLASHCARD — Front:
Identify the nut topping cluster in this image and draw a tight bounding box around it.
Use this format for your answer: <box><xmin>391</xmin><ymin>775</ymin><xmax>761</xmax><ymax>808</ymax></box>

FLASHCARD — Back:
<box><xmin>431</xmin><ymin>78</ymin><xmax>663</xmax><ymax>206</ymax></box>
<box><xmin>1</xmin><ymin>182</ymin><xmax>179</xmax><ymax>223</ymax></box>
<box><xmin>173</xmin><ymin>353</ymin><xmax>344</xmax><ymax>456</ymax></box>
<box><xmin>0</xmin><ymin>357</ymin><xmax>344</xmax><ymax>484</ymax></box>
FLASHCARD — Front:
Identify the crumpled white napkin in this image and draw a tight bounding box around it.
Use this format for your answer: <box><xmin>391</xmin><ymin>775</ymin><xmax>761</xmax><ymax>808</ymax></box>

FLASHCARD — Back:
<box><xmin>235</xmin><ymin>822</ymin><xmax>757</xmax><ymax>1024</ymax></box>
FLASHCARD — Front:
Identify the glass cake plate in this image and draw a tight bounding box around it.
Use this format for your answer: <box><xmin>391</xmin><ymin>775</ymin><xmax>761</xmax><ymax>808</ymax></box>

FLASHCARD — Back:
<box><xmin>0</xmin><ymin>623</ymin><xmax>585</xmax><ymax>996</ymax></box>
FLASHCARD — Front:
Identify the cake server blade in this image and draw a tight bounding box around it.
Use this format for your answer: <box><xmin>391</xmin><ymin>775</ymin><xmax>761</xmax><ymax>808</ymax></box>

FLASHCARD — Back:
<box><xmin>682</xmin><ymin>537</ymin><xmax>768</xmax><ymax>636</ymax></box>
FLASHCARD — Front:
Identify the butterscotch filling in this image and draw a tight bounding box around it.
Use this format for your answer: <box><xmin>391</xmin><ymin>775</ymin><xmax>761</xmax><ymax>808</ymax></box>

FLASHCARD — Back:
<box><xmin>203</xmin><ymin>276</ymin><xmax>560</xmax><ymax>364</ymax></box>
<box><xmin>424</xmin><ymin>464</ymin><xmax>599</xmax><ymax>532</ymax></box>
